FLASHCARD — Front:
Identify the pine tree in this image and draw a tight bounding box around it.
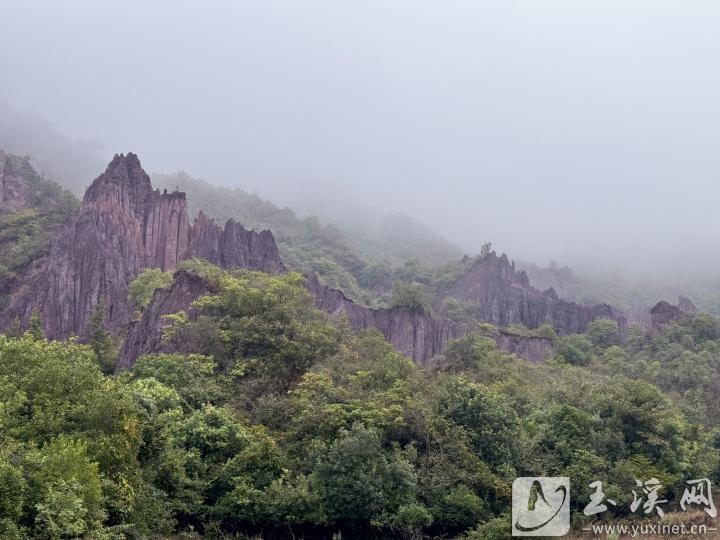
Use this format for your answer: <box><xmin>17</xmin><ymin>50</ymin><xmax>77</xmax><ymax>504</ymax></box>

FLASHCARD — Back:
<box><xmin>5</xmin><ymin>317</ymin><xmax>22</xmax><ymax>338</ymax></box>
<box><xmin>88</xmin><ymin>301</ymin><xmax>117</xmax><ymax>373</ymax></box>
<box><xmin>28</xmin><ymin>310</ymin><xmax>45</xmax><ymax>340</ymax></box>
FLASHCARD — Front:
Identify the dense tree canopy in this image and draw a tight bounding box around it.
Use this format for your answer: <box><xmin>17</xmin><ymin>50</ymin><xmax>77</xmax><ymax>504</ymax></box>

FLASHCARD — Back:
<box><xmin>1</xmin><ymin>263</ymin><xmax>719</xmax><ymax>538</ymax></box>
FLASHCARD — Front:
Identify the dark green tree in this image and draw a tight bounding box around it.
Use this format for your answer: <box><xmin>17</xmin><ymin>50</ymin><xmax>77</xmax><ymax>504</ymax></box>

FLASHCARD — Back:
<box><xmin>88</xmin><ymin>301</ymin><xmax>117</xmax><ymax>373</ymax></box>
<box><xmin>27</xmin><ymin>309</ymin><xmax>44</xmax><ymax>340</ymax></box>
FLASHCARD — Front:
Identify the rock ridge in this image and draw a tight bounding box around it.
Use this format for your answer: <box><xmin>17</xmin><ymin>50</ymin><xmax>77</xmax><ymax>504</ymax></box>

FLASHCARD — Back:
<box><xmin>0</xmin><ymin>153</ymin><xmax>284</xmax><ymax>338</ymax></box>
<box><xmin>439</xmin><ymin>252</ymin><xmax>626</xmax><ymax>336</ymax></box>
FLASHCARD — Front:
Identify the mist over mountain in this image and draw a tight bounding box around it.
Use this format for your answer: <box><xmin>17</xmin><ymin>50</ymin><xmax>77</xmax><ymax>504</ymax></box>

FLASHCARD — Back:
<box><xmin>5</xmin><ymin>3</ymin><xmax>720</xmax><ymax>537</ymax></box>
<box><xmin>2</xmin><ymin>0</ymin><xmax>720</xmax><ymax>284</ymax></box>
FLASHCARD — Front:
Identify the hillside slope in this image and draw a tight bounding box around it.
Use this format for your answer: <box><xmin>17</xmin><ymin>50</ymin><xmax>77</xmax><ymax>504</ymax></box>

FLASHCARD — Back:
<box><xmin>0</xmin><ymin>150</ymin><xmax>79</xmax><ymax>309</ymax></box>
<box><xmin>153</xmin><ymin>172</ymin><xmax>462</xmax><ymax>304</ymax></box>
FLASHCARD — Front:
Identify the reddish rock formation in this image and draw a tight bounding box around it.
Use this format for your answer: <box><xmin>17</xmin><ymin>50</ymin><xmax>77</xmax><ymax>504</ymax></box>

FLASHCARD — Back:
<box><xmin>0</xmin><ymin>150</ymin><xmax>28</xmax><ymax>212</ymax></box>
<box><xmin>438</xmin><ymin>252</ymin><xmax>626</xmax><ymax>336</ymax></box>
<box><xmin>188</xmin><ymin>212</ymin><xmax>285</xmax><ymax>274</ymax></box>
<box><xmin>307</xmin><ymin>273</ymin><xmax>469</xmax><ymax>364</ymax></box>
<box><xmin>117</xmin><ymin>269</ymin><xmax>211</xmax><ymax>370</ymax></box>
<box><xmin>0</xmin><ymin>153</ymin><xmax>284</xmax><ymax>339</ymax></box>
<box><xmin>118</xmin><ymin>270</ymin><xmax>553</xmax><ymax>370</ymax></box>
<box><xmin>650</xmin><ymin>297</ymin><xmax>696</xmax><ymax>330</ymax></box>
<box><xmin>306</xmin><ymin>272</ymin><xmax>552</xmax><ymax>364</ymax></box>
<box><xmin>2</xmin><ymin>152</ymin><xmax>564</xmax><ymax>368</ymax></box>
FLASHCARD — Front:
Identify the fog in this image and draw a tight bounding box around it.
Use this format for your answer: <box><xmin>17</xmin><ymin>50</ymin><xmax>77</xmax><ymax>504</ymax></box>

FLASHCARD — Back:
<box><xmin>2</xmin><ymin>0</ymin><xmax>720</xmax><ymax>282</ymax></box>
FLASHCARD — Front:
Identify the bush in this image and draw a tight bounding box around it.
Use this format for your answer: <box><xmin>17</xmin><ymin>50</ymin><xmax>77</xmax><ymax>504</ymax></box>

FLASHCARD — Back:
<box><xmin>587</xmin><ymin>319</ymin><xmax>619</xmax><ymax>348</ymax></box>
<box><xmin>128</xmin><ymin>268</ymin><xmax>174</xmax><ymax>310</ymax></box>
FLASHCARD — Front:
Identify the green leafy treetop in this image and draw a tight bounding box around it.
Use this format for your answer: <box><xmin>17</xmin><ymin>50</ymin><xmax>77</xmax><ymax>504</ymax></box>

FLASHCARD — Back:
<box><xmin>87</xmin><ymin>301</ymin><xmax>118</xmax><ymax>373</ymax></box>
<box><xmin>27</xmin><ymin>309</ymin><xmax>44</xmax><ymax>341</ymax></box>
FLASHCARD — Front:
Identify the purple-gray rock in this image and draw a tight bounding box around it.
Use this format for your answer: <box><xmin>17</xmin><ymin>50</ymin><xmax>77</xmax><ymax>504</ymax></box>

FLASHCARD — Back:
<box><xmin>650</xmin><ymin>296</ymin><xmax>696</xmax><ymax>330</ymax></box>
<box><xmin>0</xmin><ymin>150</ymin><xmax>28</xmax><ymax>213</ymax></box>
<box><xmin>306</xmin><ymin>273</ymin><xmax>551</xmax><ymax>364</ymax></box>
<box><xmin>0</xmin><ymin>153</ymin><xmax>284</xmax><ymax>338</ymax></box>
<box><xmin>117</xmin><ymin>269</ymin><xmax>212</xmax><ymax>370</ymax></box>
<box><xmin>438</xmin><ymin>252</ymin><xmax>626</xmax><ymax>336</ymax></box>
<box><xmin>118</xmin><ymin>269</ymin><xmax>553</xmax><ymax>370</ymax></box>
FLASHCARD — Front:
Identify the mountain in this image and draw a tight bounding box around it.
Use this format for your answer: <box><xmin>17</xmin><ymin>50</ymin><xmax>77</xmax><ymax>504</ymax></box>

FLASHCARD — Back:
<box><xmin>0</xmin><ymin>151</ymin><xmax>627</xmax><ymax>369</ymax></box>
<box><xmin>0</xmin><ymin>153</ymin><xmax>283</xmax><ymax>338</ymax></box>
<box><xmin>153</xmin><ymin>172</ymin><xmax>462</xmax><ymax>304</ymax></box>
<box><xmin>440</xmin><ymin>252</ymin><xmax>627</xmax><ymax>335</ymax></box>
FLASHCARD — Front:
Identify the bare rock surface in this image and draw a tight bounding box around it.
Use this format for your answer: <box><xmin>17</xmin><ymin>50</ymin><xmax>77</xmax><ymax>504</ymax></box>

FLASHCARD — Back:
<box><xmin>439</xmin><ymin>252</ymin><xmax>626</xmax><ymax>336</ymax></box>
<box><xmin>0</xmin><ymin>150</ymin><xmax>28</xmax><ymax>212</ymax></box>
<box><xmin>0</xmin><ymin>153</ymin><xmax>284</xmax><ymax>338</ymax></box>
<box><xmin>307</xmin><ymin>273</ymin><xmax>551</xmax><ymax>364</ymax></box>
<box><xmin>119</xmin><ymin>270</ymin><xmax>553</xmax><ymax>370</ymax></box>
<box><xmin>650</xmin><ymin>296</ymin><xmax>696</xmax><ymax>330</ymax></box>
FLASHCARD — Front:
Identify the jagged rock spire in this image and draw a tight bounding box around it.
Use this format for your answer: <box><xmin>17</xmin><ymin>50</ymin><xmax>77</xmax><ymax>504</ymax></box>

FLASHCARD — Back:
<box><xmin>0</xmin><ymin>152</ymin><xmax>283</xmax><ymax>339</ymax></box>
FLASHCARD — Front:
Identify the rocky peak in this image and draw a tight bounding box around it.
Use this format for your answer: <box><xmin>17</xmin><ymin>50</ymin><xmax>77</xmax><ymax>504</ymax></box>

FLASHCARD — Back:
<box><xmin>0</xmin><ymin>150</ymin><xmax>28</xmax><ymax>213</ymax></box>
<box><xmin>677</xmin><ymin>296</ymin><xmax>697</xmax><ymax>314</ymax></box>
<box><xmin>0</xmin><ymin>153</ymin><xmax>284</xmax><ymax>339</ymax></box>
<box><xmin>440</xmin><ymin>252</ymin><xmax>625</xmax><ymax>335</ymax></box>
<box><xmin>84</xmin><ymin>153</ymin><xmax>153</xmax><ymax>210</ymax></box>
<box><xmin>650</xmin><ymin>296</ymin><xmax>696</xmax><ymax>330</ymax></box>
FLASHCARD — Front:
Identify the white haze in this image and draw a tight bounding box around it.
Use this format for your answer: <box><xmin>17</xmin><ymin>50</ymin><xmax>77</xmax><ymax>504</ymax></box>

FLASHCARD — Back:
<box><xmin>1</xmin><ymin>1</ymin><xmax>720</xmax><ymax>282</ymax></box>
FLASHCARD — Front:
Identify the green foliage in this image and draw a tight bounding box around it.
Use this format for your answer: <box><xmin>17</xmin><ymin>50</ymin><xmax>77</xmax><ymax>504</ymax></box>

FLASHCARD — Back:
<box><xmin>87</xmin><ymin>301</ymin><xmax>118</xmax><ymax>373</ymax></box>
<box><xmin>128</xmin><ymin>267</ymin><xmax>173</xmax><ymax>310</ymax></box>
<box><xmin>312</xmin><ymin>422</ymin><xmax>416</xmax><ymax>523</ymax></box>
<box><xmin>438</xmin><ymin>296</ymin><xmax>474</xmax><ymax>322</ymax></box>
<box><xmin>390</xmin><ymin>281</ymin><xmax>432</xmax><ymax>313</ymax></box>
<box><xmin>132</xmin><ymin>353</ymin><xmax>225</xmax><ymax>409</ymax></box>
<box><xmin>167</xmin><ymin>268</ymin><xmax>340</xmax><ymax>389</ymax></box>
<box><xmin>2</xmin><ymin>261</ymin><xmax>720</xmax><ymax>537</ymax></box>
<box><xmin>555</xmin><ymin>333</ymin><xmax>594</xmax><ymax>365</ymax></box>
<box><xmin>27</xmin><ymin>310</ymin><xmax>44</xmax><ymax>341</ymax></box>
<box><xmin>587</xmin><ymin>318</ymin><xmax>620</xmax><ymax>348</ymax></box>
<box><xmin>0</xmin><ymin>155</ymin><xmax>79</xmax><ymax>310</ymax></box>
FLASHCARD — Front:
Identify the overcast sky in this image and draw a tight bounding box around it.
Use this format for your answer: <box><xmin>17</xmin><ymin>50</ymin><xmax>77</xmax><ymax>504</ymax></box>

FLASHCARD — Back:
<box><xmin>1</xmin><ymin>1</ymin><xmax>719</xmax><ymax>278</ymax></box>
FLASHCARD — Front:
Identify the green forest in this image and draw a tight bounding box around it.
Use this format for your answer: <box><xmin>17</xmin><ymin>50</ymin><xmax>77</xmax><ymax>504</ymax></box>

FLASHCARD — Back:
<box><xmin>2</xmin><ymin>261</ymin><xmax>720</xmax><ymax>538</ymax></box>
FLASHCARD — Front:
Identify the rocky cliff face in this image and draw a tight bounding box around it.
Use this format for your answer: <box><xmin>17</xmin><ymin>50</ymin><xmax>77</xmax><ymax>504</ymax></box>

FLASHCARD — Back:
<box><xmin>117</xmin><ymin>269</ymin><xmax>211</xmax><ymax>370</ymax></box>
<box><xmin>188</xmin><ymin>212</ymin><xmax>285</xmax><ymax>274</ymax></box>
<box><xmin>306</xmin><ymin>273</ymin><xmax>551</xmax><ymax>364</ymax></box>
<box><xmin>439</xmin><ymin>252</ymin><xmax>626</xmax><ymax>335</ymax></box>
<box><xmin>0</xmin><ymin>153</ymin><xmax>284</xmax><ymax>338</ymax></box>
<box><xmin>2</xmin><ymin>152</ymin><xmax>559</xmax><ymax>367</ymax></box>
<box><xmin>0</xmin><ymin>150</ymin><xmax>28</xmax><ymax>213</ymax></box>
<box><xmin>119</xmin><ymin>270</ymin><xmax>552</xmax><ymax>370</ymax></box>
<box><xmin>650</xmin><ymin>297</ymin><xmax>697</xmax><ymax>330</ymax></box>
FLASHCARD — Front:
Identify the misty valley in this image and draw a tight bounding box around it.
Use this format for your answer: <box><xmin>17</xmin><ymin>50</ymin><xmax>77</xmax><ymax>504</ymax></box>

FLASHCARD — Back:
<box><xmin>3</xmin><ymin>2</ymin><xmax>720</xmax><ymax>539</ymax></box>
<box><xmin>1</xmin><ymin>149</ymin><xmax>719</xmax><ymax>539</ymax></box>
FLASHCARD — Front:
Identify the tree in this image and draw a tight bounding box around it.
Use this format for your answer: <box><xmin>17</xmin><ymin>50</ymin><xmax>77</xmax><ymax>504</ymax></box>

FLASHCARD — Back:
<box><xmin>88</xmin><ymin>301</ymin><xmax>117</xmax><ymax>373</ymax></box>
<box><xmin>438</xmin><ymin>297</ymin><xmax>471</xmax><ymax>322</ymax></box>
<box><xmin>556</xmin><ymin>334</ymin><xmax>593</xmax><ymax>365</ymax></box>
<box><xmin>128</xmin><ymin>268</ymin><xmax>174</xmax><ymax>311</ymax></box>
<box><xmin>132</xmin><ymin>353</ymin><xmax>225</xmax><ymax>409</ymax></box>
<box><xmin>435</xmin><ymin>376</ymin><xmax>519</xmax><ymax>467</ymax></box>
<box><xmin>27</xmin><ymin>309</ymin><xmax>44</xmax><ymax>340</ymax></box>
<box><xmin>312</xmin><ymin>423</ymin><xmax>417</xmax><ymax>523</ymax></box>
<box><xmin>690</xmin><ymin>313</ymin><xmax>719</xmax><ymax>341</ymax></box>
<box><xmin>480</xmin><ymin>242</ymin><xmax>493</xmax><ymax>257</ymax></box>
<box><xmin>587</xmin><ymin>319</ymin><xmax>619</xmax><ymax>348</ymax></box>
<box><xmin>167</xmin><ymin>268</ymin><xmax>340</xmax><ymax>388</ymax></box>
<box><xmin>4</xmin><ymin>317</ymin><xmax>22</xmax><ymax>338</ymax></box>
<box><xmin>390</xmin><ymin>281</ymin><xmax>431</xmax><ymax>313</ymax></box>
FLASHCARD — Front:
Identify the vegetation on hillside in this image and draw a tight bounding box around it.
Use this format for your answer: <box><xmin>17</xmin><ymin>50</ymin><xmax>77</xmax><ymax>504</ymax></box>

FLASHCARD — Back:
<box><xmin>0</xmin><ymin>155</ymin><xmax>79</xmax><ymax>309</ymax></box>
<box><xmin>153</xmin><ymin>172</ymin><xmax>463</xmax><ymax>307</ymax></box>
<box><xmin>1</xmin><ymin>263</ymin><xmax>719</xmax><ymax>538</ymax></box>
